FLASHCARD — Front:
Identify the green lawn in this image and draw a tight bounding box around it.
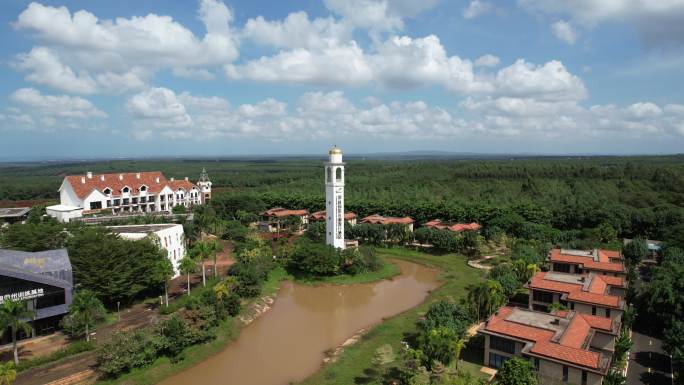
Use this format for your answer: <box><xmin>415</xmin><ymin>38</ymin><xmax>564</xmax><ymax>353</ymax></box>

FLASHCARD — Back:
<box><xmin>298</xmin><ymin>247</ymin><xmax>487</xmax><ymax>385</ymax></box>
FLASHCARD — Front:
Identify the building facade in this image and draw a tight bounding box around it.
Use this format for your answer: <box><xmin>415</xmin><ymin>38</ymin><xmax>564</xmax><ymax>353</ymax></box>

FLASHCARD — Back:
<box><xmin>360</xmin><ymin>214</ymin><xmax>415</xmax><ymax>232</ymax></box>
<box><xmin>326</xmin><ymin>147</ymin><xmax>346</xmax><ymax>249</ymax></box>
<box><xmin>526</xmin><ymin>271</ymin><xmax>625</xmax><ymax>322</ymax></box>
<box><xmin>548</xmin><ymin>249</ymin><xmax>626</xmax><ymax>278</ymax></box>
<box><xmin>46</xmin><ymin>170</ymin><xmax>211</xmax><ymax>222</ymax></box>
<box><xmin>0</xmin><ymin>248</ymin><xmax>73</xmax><ymax>343</ymax></box>
<box><xmin>310</xmin><ymin>210</ymin><xmax>357</xmax><ymax>226</ymax></box>
<box><xmin>423</xmin><ymin>219</ymin><xmax>481</xmax><ymax>232</ymax></box>
<box><xmin>259</xmin><ymin>208</ymin><xmax>309</xmax><ymax>233</ymax></box>
<box><xmin>479</xmin><ymin>307</ymin><xmax>617</xmax><ymax>385</ymax></box>
<box><xmin>108</xmin><ymin>224</ymin><xmax>185</xmax><ymax>278</ymax></box>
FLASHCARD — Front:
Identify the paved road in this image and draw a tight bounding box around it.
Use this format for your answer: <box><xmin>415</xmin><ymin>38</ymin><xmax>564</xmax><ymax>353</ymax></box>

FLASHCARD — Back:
<box><xmin>628</xmin><ymin>331</ymin><xmax>672</xmax><ymax>385</ymax></box>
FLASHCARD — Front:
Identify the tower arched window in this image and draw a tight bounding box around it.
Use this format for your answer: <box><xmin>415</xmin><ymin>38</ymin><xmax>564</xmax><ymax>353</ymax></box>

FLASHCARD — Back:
<box><xmin>336</xmin><ymin>167</ymin><xmax>342</xmax><ymax>181</ymax></box>
<box><xmin>327</xmin><ymin>167</ymin><xmax>332</xmax><ymax>182</ymax></box>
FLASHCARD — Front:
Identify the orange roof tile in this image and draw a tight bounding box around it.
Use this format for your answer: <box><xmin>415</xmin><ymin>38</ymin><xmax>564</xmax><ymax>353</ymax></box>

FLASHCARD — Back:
<box><xmin>261</xmin><ymin>207</ymin><xmax>309</xmax><ymax>218</ymax></box>
<box><xmin>482</xmin><ymin>307</ymin><xmax>608</xmax><ymax>370</ymax></box>
<box><xmin>550</xmin><ymin>249</ymin><xmax>625</xmax><ymax>273</ymax></box>
<box><xmin>527</xmin><ymin>272</ymin><xmax>622</xmax><ymax>308</ymax></box>
<box><xmin>64</xmin><ymin>171</ymin><xmax>197</xmax><ymax>199</ymax></box>
<box><xmin>424</xmin><ymin>219</ymin><xmax>481</xmax><ymax>232</ymax></box>
<box><xmin>310</xmin><ymin>211</ymin><xmax>357</xmax><ymax>221</ymax></box>
<box><xmin>361</xmin><ymin>214</ymin><xmax>414</xmax><ymax>225</ymax></box>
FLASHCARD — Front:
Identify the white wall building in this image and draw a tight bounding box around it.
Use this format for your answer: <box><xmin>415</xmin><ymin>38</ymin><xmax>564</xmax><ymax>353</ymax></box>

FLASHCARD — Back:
<box><xmin>325</xmin><ymin>146</ymin><xmax>345</xmax><ymax>249</ymax></box>
<box><xmin>108</xmin><ymin>224</ymin><xmax>185</xmax><ymax>278</ymax></box>
<box><xmin>47</xmin><ymin>170</ymin><xmax>211</xmax><ymax>222</ymax></box>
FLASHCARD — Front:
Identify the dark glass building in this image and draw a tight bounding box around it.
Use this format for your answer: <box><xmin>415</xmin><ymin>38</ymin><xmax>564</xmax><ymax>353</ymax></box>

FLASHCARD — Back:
<box><xmin>0</xmin><ymin>248</ymin><xmax>73</xmax><ymax>343</ymax></box>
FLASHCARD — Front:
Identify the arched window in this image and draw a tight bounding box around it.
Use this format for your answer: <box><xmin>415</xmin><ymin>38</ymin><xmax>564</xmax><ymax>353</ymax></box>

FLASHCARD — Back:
<box><xmin>122</xmin><ymin>186</ymin><xmax>130</xmax><ymax>193</ymax></box>
<box><xmin>140</xmin><ymin>185</ymin><xmax>147</xmax><ymax>192</ymax></box>
<box><xmin>327</xmin><ymin>167</ymin><xmax>332</xmax><ymax>182</ymax></box>
<box><xmin>336</xmin><ymin>167</ymin><xmax>342</xmax><ymax>181</ymax></box>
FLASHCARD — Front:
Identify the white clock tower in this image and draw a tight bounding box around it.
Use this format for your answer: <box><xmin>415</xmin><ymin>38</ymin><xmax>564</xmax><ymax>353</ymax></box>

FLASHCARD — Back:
<box><xmin>325</xmin><ymin>146</ymin><xmax>345</xmax><ymax>249</ymax></box>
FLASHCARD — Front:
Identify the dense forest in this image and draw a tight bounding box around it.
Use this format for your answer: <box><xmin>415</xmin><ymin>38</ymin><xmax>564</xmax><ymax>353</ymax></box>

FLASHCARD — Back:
<box><xmin>1</xmin><ymin>155</ymin><xmax>683</xmax><ymax>245</ymax></box>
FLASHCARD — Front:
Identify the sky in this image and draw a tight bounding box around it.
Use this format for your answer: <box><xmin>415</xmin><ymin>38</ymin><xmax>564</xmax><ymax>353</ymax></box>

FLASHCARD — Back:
<box><xmin>1</xmin><ymin>0</ymin><xmax>684</xmax><ymax>159</ymax></box>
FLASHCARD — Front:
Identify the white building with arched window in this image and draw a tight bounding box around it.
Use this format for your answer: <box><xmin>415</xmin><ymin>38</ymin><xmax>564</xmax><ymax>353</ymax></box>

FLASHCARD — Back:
<box><xmin>47</xmin><ymin>170</ymin><xmax>211</xmax><ymax>222</ymax></box>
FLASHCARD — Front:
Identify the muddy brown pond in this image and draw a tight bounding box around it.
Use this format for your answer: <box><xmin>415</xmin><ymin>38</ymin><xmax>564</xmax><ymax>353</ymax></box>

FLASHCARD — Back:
<box><xmin>159</xmin><ymin>259</ymin><xmax>439</xmax><ymax>385</ymax></box>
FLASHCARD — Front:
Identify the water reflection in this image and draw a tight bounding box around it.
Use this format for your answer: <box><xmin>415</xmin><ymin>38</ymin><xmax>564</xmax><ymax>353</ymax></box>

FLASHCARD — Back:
<box><xmin>159</xmin><ymin>259</ymin><xmax>439</xmax><ymax>385</ymax></box>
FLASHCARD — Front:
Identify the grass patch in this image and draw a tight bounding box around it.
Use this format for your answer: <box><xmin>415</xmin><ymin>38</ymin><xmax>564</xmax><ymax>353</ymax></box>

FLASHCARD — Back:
<box><xmin>17</xmin><ymin>340</ymin><xmax>96</xmax><ymax>373</ymax></box>
<box><xmin>298</xmin><ymin>246</ymin><xmax>488</xmax><ymax>385</ymax></box>
<box><xmin>294</xmin><ymin>257</ymin><xmax>400</xmax><ymax>286</ymax></box>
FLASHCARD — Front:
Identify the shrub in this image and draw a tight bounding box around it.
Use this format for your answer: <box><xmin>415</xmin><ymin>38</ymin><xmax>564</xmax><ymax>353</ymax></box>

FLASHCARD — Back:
<box><xmin>497</xmin><ymin>357</ymin><xmax>538</xmax><ymax>385</ymax></box>
<box><xmin>97</xmin><ymin>329</ymin><xmax>158</xmax><ymax>377</ymax></box>
<box><xmin>419</xmin><ymin>301</ymin><xmax>471</xmax><ymax>339</ymax></box>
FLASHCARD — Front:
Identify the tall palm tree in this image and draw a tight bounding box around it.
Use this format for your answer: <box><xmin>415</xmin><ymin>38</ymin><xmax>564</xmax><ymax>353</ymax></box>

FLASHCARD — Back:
<box><xmin>0</xmin><ymin>299</ymin><xmax>35</xmax><ymax>365</ymax></box>
<box><xmin>179</xmin><ymin>255</ymin><xmax>196</xmax><ymax>295</ymax></box>
<box><xmin>154</xmin><ymin>258</ymin><xmax>174</xmax><ymax>307</ymax></box>
<box><xmin>190</xmin><ymin>240</ymin><xmax>221</xmax><ymax>286</ymax></box>
<box><xmin>453</xmin><ymin>338</ymin><xmax>467</xmax><ymax>370</ymax></box>
<box><xmin>0</xmin><ymin>361</ymin><xmax>17</xmax><ymax>385</ymax></box>
<box><xmin>68</xmin><ymin>290</ymin><xmax>105</xmax><ymax>342</ymax></box>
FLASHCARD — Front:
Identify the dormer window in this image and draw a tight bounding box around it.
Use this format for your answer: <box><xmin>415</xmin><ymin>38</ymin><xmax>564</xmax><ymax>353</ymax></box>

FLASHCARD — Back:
<box><xmin>140</xmin><ymin>185</ymin><xmax>147</xmax><ymax>192</ymax></box>
<box><xmin>122</xmin><ymin>186</ymin><xmax>130</xmax><ymax>193</ymax></box>
<box><xmin>103</xmin><ymin>188</ymin><xmax>112</xmax><ymax>195</ymax></box>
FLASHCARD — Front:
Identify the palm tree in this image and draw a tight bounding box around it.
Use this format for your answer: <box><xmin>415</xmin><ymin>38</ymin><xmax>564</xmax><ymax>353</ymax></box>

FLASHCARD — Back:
<box><xmin>190</xmin><ymin>240</ymin><xmax>221</xmax><ymax>286</ymax></box>
<box><xmin>453</xmin><ymin>338</ymin><xmax>467</xmax><ymax>370</ymax></box>
<box><xmin>0</xmin><ymin>299</ymin><xmax>35</xmax><ymax>365</ymax></box>
<box><xmin>0</xmin><ymin>361</ymin><xmax>17</xmax><ymax>385</ymax></box>
<box><xmin>154</xmin><ymin>258</ymin><xmax>174</xmax><ymax>307</ymax></box>
<box><xmin>68</xmin><ymin>290</ymin><xmax>105</xmax><ymax>342</ymax></box>
<box><xmin>179</xmin><ymin>255</ymin><xmax>196</xmax><ymax>295</ymax></box>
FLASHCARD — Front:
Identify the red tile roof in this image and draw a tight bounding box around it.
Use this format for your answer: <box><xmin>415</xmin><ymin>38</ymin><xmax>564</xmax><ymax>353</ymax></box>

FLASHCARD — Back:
<box><xmin>361</xmin><ymin>214</ymin><xmax>414</xmax><ymax>225</ymax></box>
<box><xmin>63</xmin><ymin>171</ymin><xmax>199</xmax><ymax>199</ymax></box>
<box><xmin>168</xmin><ymin>179</ymin><xmax>196</xmax><ymax>191</ymax></box>
<box><xmin>310</xmin><ymin>211</ymin><xmax>357</xmax><ymax>221</ymax></box>
<box><xmin>527</xmin><ymin>272</ymin><xmax>623</xmax><ymax>308</ymax></box>
<box><xmin>549</xmin><ymin>249</ymin><xmax>625</xmax><ymax>273</ymax></box>
<box><xmin>423</xmin><ymin>219</ymin><xmax>481</xmax><ymax>232</ymax></box>
<box><xmin>261</xmin><ymin>207</ymin><xmax>309</xmax><ymax>218</ymax></box>
<box><xmin>481</xmin><ymin>306</ymin><xmax>612</xmax><ymax>371</ymax></box>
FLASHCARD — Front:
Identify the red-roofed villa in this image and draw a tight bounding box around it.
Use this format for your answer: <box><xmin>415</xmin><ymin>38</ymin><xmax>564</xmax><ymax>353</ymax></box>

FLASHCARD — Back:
<box><xmin>46</xmin><ymin>169</ymin><xmax>211</xmax><ymax>222</ymax></box>
<box><xmin>525</xmin><ymin>271</ymin><xmax>626</xmax><ymax>322</ymax></box>
<box><xmin>548</xmin><ymin>248</ymin><xmax>626</xmax><ymax>278</ymax></box>
<box><xmin>423</xmin><ymin>219</ymin><xmax>481</xmax><ymax>232</ymax></box>
<box><xmin>360</xmin><ymin>214</ymin><xmax>415</xmax><ymax>231</ymax></box>
<box><xmin>310</xmin><ymin>210</ymin><xmax>357</xmax><ymax>226</ymax></box>
<box><xmin>259</xmin><ymin>207</ymin><xmax>310</xmax><ymax>233</ymax></box>
<box><xmin>479</xmin><ymin>306</ymin><xmax>618</xmax><ymax>385</ymax></box>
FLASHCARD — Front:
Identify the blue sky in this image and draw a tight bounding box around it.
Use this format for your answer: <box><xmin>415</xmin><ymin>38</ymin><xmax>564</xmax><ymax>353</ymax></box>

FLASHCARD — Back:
<box><xmin>1</xmin><ymin>0</ymin><xmax>683</xmax><ymax>159</ymax></box>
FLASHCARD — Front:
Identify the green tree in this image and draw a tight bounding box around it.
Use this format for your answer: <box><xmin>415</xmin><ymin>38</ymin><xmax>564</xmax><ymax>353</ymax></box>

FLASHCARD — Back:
<box><xmin>0</xmin><ymin>221</ymin><xmax>66</xmax><ymax>251</ymax></box>
<box><xmin>420</xmin><ymin>301</ymin><xmax>472</xmax><ymax>339</ymax></box>
<box><xmin>66</xmin><ymin>227</ymin><xmax>168</xmax><ymax>305</ymax></box>
<box><xmin>0</xmin><ymin>361</ymin><xmax>17</xmax><ymax>385</ymax></box>
<box><xmin>496</xmin><ymin>357</ymin><xmax>537</xmax><ymax>385</ymax></box>
<box><xmin>465</xmin><ymin>280</ymin><xmax>506</xmax><ymax>321</ymax></box>
<box><xmin>288</xmin><ymin>239</ymin><xmax>341</xmax><ymax>276</ymax></box>
<box><xmin>153</xmin><ymin>258</ymin><xmax>174</xmax><ymax>307</ymax></box>
<box><xmin>416</xmin><ymin>327</ymin><xmax>459</xmax><ymax>369</ymax></box>
<box><xmin>179</xmin><ymin>255</ymin><xmax>196</xmax><ymax>295</ymax></box>
<box><xmin>0</xmin><ymin>300</ymin><xmax>35</xmax><ymax>365</ymax></box>
<box><xmin>68</xmin><ymin>290</ymin><xmax>106</xmax><ymax>342</ymax></box>
<box><xmin>214</xmin><ymin>277</ymin><xmax>238</xmax><ymax>303</ymax></box>
<box><xmin>190</xmin><ymin>240</ymin><xmax>221</xmax><ymax>286</ymax></box>
<box><xmin>623</xmin><ymin>237</ymin><xmax>648</xmax><ymax>264</ymax></box>
<box><xmin>663</xmin><ymin>319</ymin><xmax>684</xmax><ymax>367</ymax></box>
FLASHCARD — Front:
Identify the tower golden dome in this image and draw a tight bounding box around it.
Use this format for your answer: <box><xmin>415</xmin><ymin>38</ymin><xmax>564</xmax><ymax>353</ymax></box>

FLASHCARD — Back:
<box><xmin>329</xmin><ymin>146</ymin><xmax>343</xmax><ymax>155</ymax></box>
